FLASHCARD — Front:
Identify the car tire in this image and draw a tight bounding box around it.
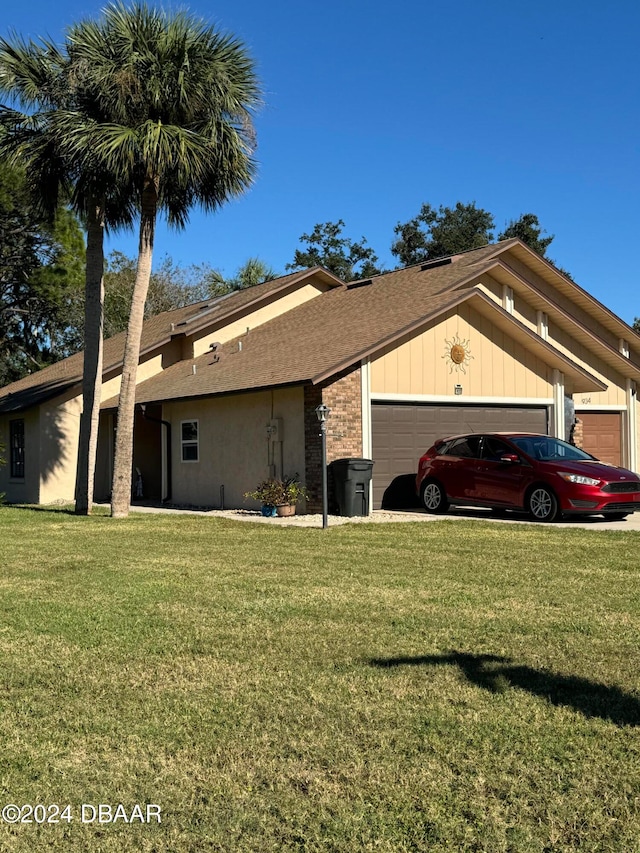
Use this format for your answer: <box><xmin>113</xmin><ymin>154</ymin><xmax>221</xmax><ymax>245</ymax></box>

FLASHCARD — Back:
<box><xmin>526</xmin><ymin>485</ymin><xmax>559</xmax><ymax>522</ymax></box>
<box><xmin>606</xmin><ymin>512</ymin><xmax>629</xmax><ymax>521</ymax></box>
<box><xmin>421</xmin><ymin>480</ymin><xmax>449</xmax><ymax>514</ymax></box>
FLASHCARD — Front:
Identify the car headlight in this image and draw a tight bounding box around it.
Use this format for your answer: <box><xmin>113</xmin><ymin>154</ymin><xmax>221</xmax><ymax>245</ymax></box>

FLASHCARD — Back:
<box><xmin>558</xmin><ymin>472</ymin><xmax>601</xmax><ymax>486</ymax></box>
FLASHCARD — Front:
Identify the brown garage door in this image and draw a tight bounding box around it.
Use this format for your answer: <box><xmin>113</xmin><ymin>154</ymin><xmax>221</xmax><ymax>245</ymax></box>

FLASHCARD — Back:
<box><xmin>579</xmin><ymin>412</ymin><xmax>622</xmax><ymax>467</ymax></box>
<box><xmin>371</xmin><ymin>403</ymin><xmax>549</xmax><ymax>509</ymax></box>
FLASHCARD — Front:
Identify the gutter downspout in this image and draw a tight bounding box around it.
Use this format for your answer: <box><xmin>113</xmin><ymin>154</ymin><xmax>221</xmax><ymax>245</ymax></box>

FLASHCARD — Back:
<box><xmin>140</xmin><ymin>404</ymin><xmax>172</xmax><ymax>503</ymax></box>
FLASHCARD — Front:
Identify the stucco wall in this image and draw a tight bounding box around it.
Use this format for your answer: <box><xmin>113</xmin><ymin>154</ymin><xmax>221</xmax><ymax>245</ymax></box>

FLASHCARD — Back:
<box><xmin>165</xmin><ymin>387</ymin><xmax>306</xmax><ymax>509</ymax></box>
<box><xmin>38</xmin><ymin>392</ymin><xmax>83</xmax><ymax>504</ymax></box>
<box><xmin>191</xmin><ymin>282</ymin><xmax>332</xmax><ymax>357</ymax></box>
<box><xmin>100</xmin><ymin>351</ymin><xmax>165</xmax><ymax>403</ymax></box>
<box><xmin>0</xmin><ymin>392</ymin><xmax>81</xmax><ymax>504</ymax></box>
<box><xmin>0</xmin><ymin>409</ymin><xmax>40</xmax><ymax>503</ymax></box>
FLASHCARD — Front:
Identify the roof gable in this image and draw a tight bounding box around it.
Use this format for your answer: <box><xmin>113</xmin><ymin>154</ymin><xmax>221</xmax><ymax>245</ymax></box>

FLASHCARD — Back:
<box><xmin>0</xmin><ymin>267</ymin><xmax>342</xmax><ymax>413</ymax></box>
<box><xmin>4</xmin><ymin>239</ymin><xmax>637</xmax><ymax>414</ymax></box>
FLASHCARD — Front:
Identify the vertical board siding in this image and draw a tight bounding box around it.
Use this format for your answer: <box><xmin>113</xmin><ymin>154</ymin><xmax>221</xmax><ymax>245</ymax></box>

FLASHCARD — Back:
<box><xmin>371</xmin><ymin>307</ymin><xmax>552</xmax><ymax>399</ymax></box>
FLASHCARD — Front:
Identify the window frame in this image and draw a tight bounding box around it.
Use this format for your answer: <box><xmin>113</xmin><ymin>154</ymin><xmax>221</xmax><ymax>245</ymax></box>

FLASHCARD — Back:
<box><xmin>10</xmin><ymin>418</ymin><xmax>25</xmax><ymax>479</ymax></box>
<box><xmin>445</xmin><ymin>435</ymin><xmax>482</xmax><ymax>459</ymax></box>
<box><xmin>180</xmin><ymin>419</ymin><xmax>199</xmax><ymax>463</ymax></box>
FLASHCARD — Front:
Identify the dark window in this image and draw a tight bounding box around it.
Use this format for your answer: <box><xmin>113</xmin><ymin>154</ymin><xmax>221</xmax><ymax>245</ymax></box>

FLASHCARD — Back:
<box><xmin>481</xmin><ymin>437</ymin><xmax>514</xmax><ymax>461</ymax></box>
<box><xmin>446</xmin><ymin>436</ymin><xmax>481</xmax><ymax>458</ymax></box>
<box><xmin>10</xmin><ymin>419</ymin><xmax>25</xmax><ymax>478</ymax></box>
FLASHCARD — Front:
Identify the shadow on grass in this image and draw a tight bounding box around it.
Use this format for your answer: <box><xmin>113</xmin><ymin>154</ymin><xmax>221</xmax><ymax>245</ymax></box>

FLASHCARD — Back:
<box><xmin>6</xmin><ymin>504</ymin><xmax>77</xmax><ymax>515</ymax></box>
<box><xmin>369</xmin><ymin>651</ymin><xmax>640</xmax><ymax>726</ymax></box>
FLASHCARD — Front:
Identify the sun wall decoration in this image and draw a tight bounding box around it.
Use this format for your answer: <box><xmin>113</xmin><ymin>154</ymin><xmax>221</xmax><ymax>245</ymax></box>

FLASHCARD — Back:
<box><xmin>443</xmin><ymin>334</ymin><xmax>473</xmax><ymax>373</ymax></box>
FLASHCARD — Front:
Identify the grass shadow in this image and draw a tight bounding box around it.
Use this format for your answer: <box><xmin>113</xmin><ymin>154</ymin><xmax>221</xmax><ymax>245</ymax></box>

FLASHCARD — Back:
<box><xmin>5</xmin><ymin>503</ymin><xmax>77</xmax><ymax>515</ymax></box>
<box><xmin>369</xmin><ymin>651</ymin><xmax>640</xmax><ymax>726</ymax></box>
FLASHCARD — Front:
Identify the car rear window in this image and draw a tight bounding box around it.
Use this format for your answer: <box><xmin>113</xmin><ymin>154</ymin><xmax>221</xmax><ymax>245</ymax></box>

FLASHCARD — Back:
<box><xmin>445</xmin><ymin>436</ymin><xmax>481</xmax><ymax>458</ymax></box>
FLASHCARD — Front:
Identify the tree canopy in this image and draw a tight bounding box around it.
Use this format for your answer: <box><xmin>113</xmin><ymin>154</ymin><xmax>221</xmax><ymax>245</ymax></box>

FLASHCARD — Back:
<box><xmin>391</xmin><ymin>202</ymin><xmax>495</xmax><ymax>267</ymax></box>
<box><xmin>0</xmin><ymin>156</ymin><xmax>85</xmax><ymax>385</ymax></box>
<box><xmin>286</xmin><ymin>220</ymin><xmax>382</xmax><ymax>281</ymax></box>
<box><xmin>497</xmin><ymin>213</ymin><xmax>554</xmax><ymax>256</ymax></box>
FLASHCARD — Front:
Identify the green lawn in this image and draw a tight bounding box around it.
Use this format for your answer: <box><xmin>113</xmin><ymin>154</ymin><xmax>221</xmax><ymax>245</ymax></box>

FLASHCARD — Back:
<box><xmin>0</xmin><ymin>506</ymin><xmax>639</xmax><ymax>852</ymax></box>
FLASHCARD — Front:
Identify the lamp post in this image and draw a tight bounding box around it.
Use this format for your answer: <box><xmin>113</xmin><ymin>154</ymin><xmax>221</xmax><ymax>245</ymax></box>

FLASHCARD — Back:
<box><xmin>315</xmin><ymin>403</ymin><xmax>330</xmax><ymax>528</ymax></box>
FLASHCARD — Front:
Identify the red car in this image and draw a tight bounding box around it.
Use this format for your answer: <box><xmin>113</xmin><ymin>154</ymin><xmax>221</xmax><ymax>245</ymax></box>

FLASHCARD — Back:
<box><xmin>416</xmin><ymin>432</ymin><xmax>640</xmax><ymax>522</ymax></box>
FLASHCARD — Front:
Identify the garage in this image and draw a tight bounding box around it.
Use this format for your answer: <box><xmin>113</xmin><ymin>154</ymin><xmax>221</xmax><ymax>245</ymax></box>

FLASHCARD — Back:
<box><xmin>371</xmin><ymin>402</ymin><xmax>549</xmax><ymax>509</ymax></box>
<box><xmin>578</xmin><ymin>411</ymin><xmax>622</xmax><ymax>467</ymax></box>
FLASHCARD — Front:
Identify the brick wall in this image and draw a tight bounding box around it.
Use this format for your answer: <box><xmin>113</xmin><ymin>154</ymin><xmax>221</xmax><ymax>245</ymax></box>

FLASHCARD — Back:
<box><xmin>304</xmin><ymin>366</ymin><xmax>363</xmax><ymax>511</ymax></box>
<box><xmin>570</xmin><ymin>417</ymin><xmax>584</xmax><ymax>448</ymax></box>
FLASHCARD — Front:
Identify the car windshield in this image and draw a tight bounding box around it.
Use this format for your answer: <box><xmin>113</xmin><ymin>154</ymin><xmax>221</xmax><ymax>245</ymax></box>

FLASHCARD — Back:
<box><xmin>510</xmin><ymin>436</ymin><xmax>596</xmax><ymax>462</ymax></box>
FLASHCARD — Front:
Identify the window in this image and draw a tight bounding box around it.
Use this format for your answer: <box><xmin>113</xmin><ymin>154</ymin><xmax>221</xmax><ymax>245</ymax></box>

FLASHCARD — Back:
<box><xmin>10</xmin><ymin>419</ymin><xmax>25</xmax><ymax>478</ymax></box>
<box><xmin>181</xmin><ymin>420</ymin><xmax>199</xmax><ymax>462</ymax></box>
<box><xmin>446</xmin><ymin>436</ymin><xmax>481</xmax><ymax>458</ymax></box>
<box><xmin>481</xmin><ymin>436</ymin><xmax>514</xmax><ymax>462</ymax></box>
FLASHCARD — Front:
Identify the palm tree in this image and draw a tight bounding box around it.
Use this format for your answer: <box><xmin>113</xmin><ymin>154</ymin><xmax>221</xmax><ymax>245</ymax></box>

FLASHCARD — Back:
<box><xmin>227</xmin><ymin>257</ymin><xmax>278</xmax><ymax>290</ymax></box>
<box><xmin>0</xmin><ymin>35</ymin><xmax>134</xmax><ymax>515</ymax></box>
<box><xmin>60</xmin><ymin>3</ymin><xmax>259</xmax><ymax>518</ymax></box>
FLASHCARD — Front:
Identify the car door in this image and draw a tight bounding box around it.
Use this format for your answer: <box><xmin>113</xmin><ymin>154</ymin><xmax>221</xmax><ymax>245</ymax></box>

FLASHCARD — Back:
<box><xmin>474</xmin><ymin>436</ymin><xmax>529</xmax><ymax>506</ymax></box>
<box><xmin>437</xmin><ymin>435</ymin><xmax>482</xmax><ymax>500</ymax></box>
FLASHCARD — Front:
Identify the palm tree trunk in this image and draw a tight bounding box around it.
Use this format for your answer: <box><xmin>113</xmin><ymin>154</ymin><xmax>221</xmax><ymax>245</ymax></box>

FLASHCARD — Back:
<box><xmin>75</xmin><ymin>199</ymin><xmax>105</xmax><ymax>515</ymax></box>
<box><xmin>110</xmin><ymin>179</ymin><xmax>158</xmax><ymax>518</ymax></box>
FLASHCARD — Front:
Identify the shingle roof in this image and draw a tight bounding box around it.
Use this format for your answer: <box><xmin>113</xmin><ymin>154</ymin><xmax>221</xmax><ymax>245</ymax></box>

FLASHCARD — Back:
<box><xmin>0</xmin><ymin>267</ymin><xmax>341</xmax><ymax>413</ymax></box>
<box><xmin>8</xmin><ymin>238</ymin><xmax>624</xmax><ymax>414</ymax></box>
<box><xmin>103</xmin><ymin>241</ymin><xmax>511</xmax><ymax>407</ymax></box>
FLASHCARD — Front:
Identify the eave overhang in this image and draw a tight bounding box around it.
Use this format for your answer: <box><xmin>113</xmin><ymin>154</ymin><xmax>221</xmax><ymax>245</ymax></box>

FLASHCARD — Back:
<box><xmin>169</xmin><ymin>267</ymin><xmax>345</xmax><ymax>339</ymax></box>
<box><xmin>467</xmin><ymin>291</ymin><xmax>607</xmax><ymax>393</ymax></box>
<box><xmin>478</xmin><ymin>258</ymin><xmax>640</xmax><ymax>382</ymax></box>
<box><xmin>312</xmin><ymin>287</ymin><xmax>607</xmax><ymax>393</ymax></box>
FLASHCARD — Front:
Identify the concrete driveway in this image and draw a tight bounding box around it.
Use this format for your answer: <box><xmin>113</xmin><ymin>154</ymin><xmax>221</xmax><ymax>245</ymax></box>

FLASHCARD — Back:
<box><xmin>404</xmin><ymin>506</ymin><xmax>640</xmax><ymax>531</ymax></box>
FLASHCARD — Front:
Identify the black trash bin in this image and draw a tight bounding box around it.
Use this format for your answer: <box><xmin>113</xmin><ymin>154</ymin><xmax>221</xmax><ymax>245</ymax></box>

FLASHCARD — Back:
<box><xmin>330</xmin><ymin>458</ymin><xmax>374</xmax><ymax>517</ymax></box>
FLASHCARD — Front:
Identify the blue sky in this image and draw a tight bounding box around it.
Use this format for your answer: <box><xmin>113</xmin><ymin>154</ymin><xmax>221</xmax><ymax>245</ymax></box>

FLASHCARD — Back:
<box><xmin>3</xmin><ymin>0</ymin><xmax>640</xmax><ymax>324</ymax></box>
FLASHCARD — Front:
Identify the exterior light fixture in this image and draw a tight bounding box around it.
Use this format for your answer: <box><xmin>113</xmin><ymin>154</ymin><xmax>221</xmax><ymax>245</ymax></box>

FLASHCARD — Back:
<box><xmin>315</xmin><ymin>403</ymin><xmax>331</xmax><ymax>528</ymax></box>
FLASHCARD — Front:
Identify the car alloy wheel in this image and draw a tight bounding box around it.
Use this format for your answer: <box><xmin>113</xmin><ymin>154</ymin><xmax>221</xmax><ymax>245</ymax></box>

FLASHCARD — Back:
<box><xmin>527</xmin><ymin>486</ymin><xmax>559</xmax><ymax>522</ymax></box>
<box><xmin>421</xmin><ymin>480</ymin><xmax>449</xmax><ymax>513</ymax></box>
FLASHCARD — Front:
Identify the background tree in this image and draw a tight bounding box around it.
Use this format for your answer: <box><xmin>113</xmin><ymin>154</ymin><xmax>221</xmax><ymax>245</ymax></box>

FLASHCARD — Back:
<box><xmin>38</xmin><ymin>249</ymin><xmax>276</xmax><ymax>345</ymax></box>
<box><xmin>60</xmin><ymin>3</ymin><xmax>259</xmax><ymax>518</ymax></box>
<box><xmin>634</xmin><ymin>318</ymin><xmax>640</xmax><ymax>334</ymax></box>
<box><xmin>391</xmin><ymin>202</ymin><xmax>495</xmax><ymax>266</ymax></box>
<box><xmin>498</xmin><ymin>213</ymin><xmax>554</xmax><ymax>257</ymax></box>
<box><xmin>287</xmin><ymin>220</ymin><xmax>381</xmax><ymax>281</ymax></box>
<box><xmin>101</xmin><ymin>252</ymin><xmax>225</xmax><ymax>336</ymax></box>
<box><xmin>225</xmin><ymin>256</ymin><xmax>278</xmax><ymax>290</ymax></box>
<box><xmin>0</xmin><ymin>156</ymin><xmax>85</xmax><ymax>384</ymax></box>
<box><xmin>498</xmin><ymin>212</ymin><xmax>572</xmax><ymax>278</ymax></box>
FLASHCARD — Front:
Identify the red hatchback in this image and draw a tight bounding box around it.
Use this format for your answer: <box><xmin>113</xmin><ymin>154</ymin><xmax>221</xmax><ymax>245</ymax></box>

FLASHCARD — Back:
<box><xmin>416</xmin><ymin>433</ymin><xmax>640</xmax><ymax>522</ymax></box>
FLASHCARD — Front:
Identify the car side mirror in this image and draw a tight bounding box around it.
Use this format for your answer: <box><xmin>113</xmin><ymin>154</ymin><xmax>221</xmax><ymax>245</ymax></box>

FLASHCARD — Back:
<box><xmin>500</xmin><ymin>453</ymin><xmax>520</xmax><ymax>464</ymax></box>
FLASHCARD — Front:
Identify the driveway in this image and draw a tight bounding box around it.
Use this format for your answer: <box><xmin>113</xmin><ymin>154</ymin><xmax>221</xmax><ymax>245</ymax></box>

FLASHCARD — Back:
<box><xmin>412</xmin><ymin>506</ymin><xmax>640</xmax><ymax>531</ymax></box>
<box><xmin>125</xmin><ymin>502</ymin><xmax>640</xmax><ymax>530</ymax></box>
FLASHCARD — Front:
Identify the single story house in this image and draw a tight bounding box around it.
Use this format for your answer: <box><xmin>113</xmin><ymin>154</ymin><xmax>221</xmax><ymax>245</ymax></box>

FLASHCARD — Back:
<box><xmin>1</xmin><ymin>238</ymin><xmax>639</xmax><ymax>512</ymax></box>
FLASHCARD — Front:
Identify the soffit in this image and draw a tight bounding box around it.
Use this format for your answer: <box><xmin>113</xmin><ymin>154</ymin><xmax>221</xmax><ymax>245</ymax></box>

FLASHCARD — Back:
<box><xmin>483</xmin><ymin>259</ymin><xmax>640</xmax><ymax>381</ymax></box>
<box><xmin>468</xmin><ymin>292</ymin><xmax>607</xmax><ymax>393</ymax></box>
